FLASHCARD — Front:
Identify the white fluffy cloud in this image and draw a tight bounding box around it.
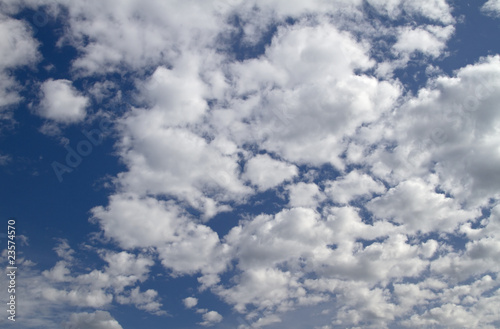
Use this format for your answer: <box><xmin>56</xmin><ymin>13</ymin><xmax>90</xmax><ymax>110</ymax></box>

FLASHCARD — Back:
<box><xmin>0</xmin><ymin>13</ymin><xmax>39</xmax><ymax>119</ymax></box>
<box><xmin>367</xmin><ymin>178</ymin><xmax>477</xmax><ymax>234</ymax></box>
<box><xmin>325</xmin><ymin>170</ymin><xmax>386</xmax><ymax>205</ymax></box>
<box><xmin>243</xmin><ymin>154</ymin><xmax>298</xmax><ymax>191</ymax></box>
<box><xmin>220</xmin><ymin>22</ymin><xmax>401</xmax><ymax>170</ymax></box>
<box><xmin>363</xmin><ymin>55</ymin><xmax>500</xmax><ymax>208</ymax></box>
<box><xmin>140</xmin><ymin>64</ymin><xmax>208</xmax><ymax>126</ymax></box>
<box><xmin>5</xmin><ymin>0</ymin><xmax>500</xmax><ymax>328</ymax></box>
<box><xmin>115</xmin><ymin>106</ymin><xmax>252</xmax><ymax>218</ymax></box>
<box><xmin>286</xmin><ymin>182</ymin><xmax>325</xmax><ymax>208</ymax></box>
<box><xmin>200</xmin><ymin>310</ymin><xmax>223</xmax><ymax>327</ymax></box>
<box><xmin>393</xmin><ymin>25</ymin><xmax>454</xmax><ymax>58</ymax></box>
<box><xmin>37</xmin><ymin>79</ymin><xmax>88</xmax><ymax>123</ymax></box>
<box><xmin>84</xmin><ymin>7</ymin><xmax>499</xmax><ymax>327</ymax></box>
<box><xmin>91</xmin><ymin>194</ymin><xmax>229</xmax><ymax>280</ymax></box>
<box><xmin>183</xmin><ymin>297</ymin><xmax>198</xmax><ymax>308</ymax></box>
<box><xmin>482</xmin><ymin>0</ymin><xmax>500</xmax><ymax>17</ymax></box>
<box><xmin>116</xmin><ymin>287</ymin><xmax>163</xmax><ymax>314</ymax></box>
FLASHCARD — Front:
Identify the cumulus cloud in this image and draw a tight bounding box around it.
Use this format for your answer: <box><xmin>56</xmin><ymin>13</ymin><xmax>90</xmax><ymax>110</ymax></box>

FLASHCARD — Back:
<box><xmin>367</xmin><ymin>178</ymin><xmax>477</xmax><ymax>234</ymax></box>
<box><xmin>231</xmin><ymin>22</ymin><xmax>398</xmax><ymax>169</ymax></box>
<box><xmin>243</xmin><ymin>154</ymin><xmax>298</xmax><ymax>191</ymax></box>
<box><xmin>140</xmin><ymin>65</ymin><xmax>208</xmax><ymax>126</ymax></box>
<box><xmin>116</xmin><ymin>287</ymin><xmax>165</xmax><ymax>315</ymax></box>
<box><xmin>0</xmin><ymin>13</ymin><xmax>39</xmax><ymax>121</ymax></box>
<box><xmin>393</xmin><ymin>25</ymin><xmax>454</xmax><ymax>58</ymax></box>
<box><xmin>364</xmin><ymin>55</ymin><xmax>500</xmax><ymax>208</ymax></box>
<box><xmin>114</xmin><ymin>105</ymin><xmax>252</xmax><ymax>218</ymax></box>
<box><xmin>183</xmin><ymin>297</ymin><xmax>198</xmax><ymax>308</ymax></box>
<box><xmin>37</xmin><ymin>79</ymin><xmax>88</xmax><ymax>123</ymax></box>
<box><xmin>91</xmin><ymin>194</ymin><xmax>229</xmax><ymax>279</ymax></box>
<box><xmin>4</xmin><ymin>0</ymin><xmax>500</xmax><ymax>328</ymax></box>
<box><xmin>200</xmin><ymin>310</ymin><xmax>223</xmax><ymax>326</ymax></box>
<box><xmin>86</xmin><ymin>9</ymin><xmax>497</xmax><ymax>324</ymax></box>
<box><xmin>286</xmin><ymin>182</ymin><xmax>325</xmax><ymax>208</ymax></box>
<box><xmin>482</xmin><ymin>0</ymin><xmax>500</xmax><ymax>17</ymax></box>
<box><xmin>325</xmin><ymin>170</ymin><xmax>386</xmax><ymax>205</ymax></box>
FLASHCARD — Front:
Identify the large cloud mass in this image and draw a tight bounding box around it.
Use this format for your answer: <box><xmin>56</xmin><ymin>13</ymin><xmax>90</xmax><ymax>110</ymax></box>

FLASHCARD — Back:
<box><xmin>2</xmin><ymin>0</ymin><xmax>500</xmax><ymax>328</ymax></box>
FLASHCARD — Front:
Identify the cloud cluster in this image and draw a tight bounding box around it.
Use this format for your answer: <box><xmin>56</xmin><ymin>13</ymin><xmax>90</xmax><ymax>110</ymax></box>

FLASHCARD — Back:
<box><xmin>0</xmin><ymin>240</ymin><xmax>163</xmax><ymax>328</ymax></box>
<box><xmin>41</xmin><ymin>245</ymin><xmax>164</xmax><ymax>314</ymax></box>
<box><xmin>3</xmin><ymin>0</ymin><xmax>500</xmax><ymax>328</ymax></box>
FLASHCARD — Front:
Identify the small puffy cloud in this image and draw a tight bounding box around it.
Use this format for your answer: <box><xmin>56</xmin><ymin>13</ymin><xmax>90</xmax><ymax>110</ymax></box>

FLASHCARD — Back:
<box><xmin>183</xmin><ymin>297</ymin><xmax>198</xmax><ymax>308</ymax></box>
<box><xmin>482</xmin><ymin>0</ymin><xmax>500</xmax><ymax>17</ymax></box>
<box><xmin>37</xmin><ymin>79</ymin><xmax>88</xmax><ymax>123</ymax></box>
<box><xmin>325</xmin><ymin>170</ymin><xmax>385</xmax><ymax>204</ymax></box>
<box><xmin>252</xmin><ymin>314</ymin><xmax>282</xmax><ymax>327</ymax></box>
<box><xmin>243</xmin><ymin>154</ymin><xmax>298</xmax><ymax>191</ymax></box>
<box><xmin>0</xmin><ymin>14</ymin><xmax>39</xmax><ymax>71</ymax></box>
<box><xmin>42</xmin><ymin>287</ymin><xmax>113</xmax><ymax>308</ymax></box>
<box><xmin>42</xmin><ymin>261</ymin><xmax>71</xmax><ymax>282</ymax></box>
<box><xmin>393</xmin><ymin>25</ymin><xmax>454</xmax><ymax>58</ymax></box>
<box><xmin>63</xmin><ymin>311</ymin><xmax>123</xmax><ymax>329</ymax></box>
<box><xmin>200</xmin><ymin>310</ymin><xmax>223</xmax><ymax>326</ymax></box>
<box><xmin>286</xmin><ymin>182</ymin><xmax>325</xmax><ymax>208</ymax></box>
<box><xmin>377</xmin><ymin>23</ymin><xmax>454</xmax><ymax>76</ymax></box>
<box><xmin>116</xmin><ymin>287</ymin><xmax>165</xmax><ymax>315</ymax></box>
<box><xmin>405</xmin><ymin>0</ymin><xmax>454</xmax><ymax>24</ymax></box>
<box><xmin>102</xmin><ymin>251</ymin><xmax>154</xmax><ymax>280</ymax></box>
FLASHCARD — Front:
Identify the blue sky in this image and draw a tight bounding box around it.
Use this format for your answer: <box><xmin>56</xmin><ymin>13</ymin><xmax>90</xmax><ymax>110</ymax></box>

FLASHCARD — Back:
<box><xmin>1</xmin><ymin>1</ymin><xmax>500</xmax><ymax>328</ymax></box>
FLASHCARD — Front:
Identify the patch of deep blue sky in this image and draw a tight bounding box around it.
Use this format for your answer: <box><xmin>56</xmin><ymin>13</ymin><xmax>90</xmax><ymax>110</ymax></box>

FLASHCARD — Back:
<box><xmin>0</xmin><ymin>1</ymin><xmax>499</xmax><ymax>327</ymax></box>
